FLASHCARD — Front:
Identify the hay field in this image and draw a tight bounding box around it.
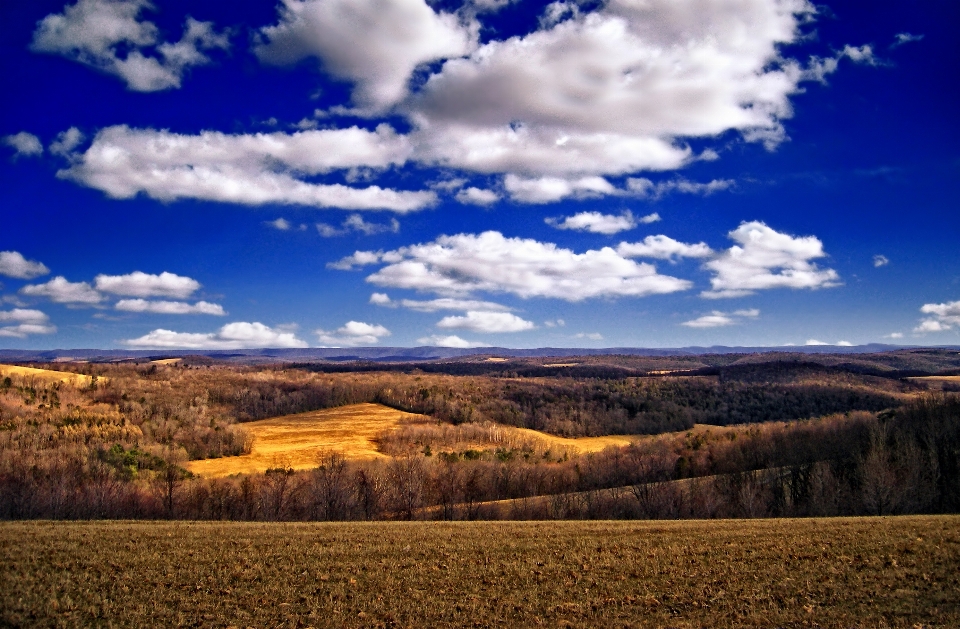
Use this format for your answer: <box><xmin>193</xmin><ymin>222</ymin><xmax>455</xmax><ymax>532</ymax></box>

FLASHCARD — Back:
<box><xmin>2</xmin><ymin>517</ymin><xmax>957</xmax><ymax>628</ymax></box>
<box><xmin>908</xmin><ymin>375</ymin><xmax>960</xmax><ymax>389</ymax></box>
<box><xmin>186</xmin><ymin>403</ymin><xmax>426</xmax><ymax>477</ymax></box>
<box><xmin>0</xmin><ymin>364</ymin><xmax>93</xmax><ymax>387</ymax></box>
<box><xmin>188</xmin><ymin>403</ymin><xmax>644</xmax><ymax>477</ymax></box>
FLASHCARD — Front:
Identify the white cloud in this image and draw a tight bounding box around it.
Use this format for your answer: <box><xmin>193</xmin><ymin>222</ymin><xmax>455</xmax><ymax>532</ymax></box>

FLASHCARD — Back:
<box><xmin>124</xmin><ymin>321</ymin><xmax>307</xmax><ymax>349</ymax></box>
<box><xmin>317</xmin><ymin>214</ymin><xmax>400</xmax><ymax>237</ymax></box>
<box><xmin>503</xmin><ymin>174</ymin><xmax>616</xmax><ymax>203</ymax></box>
<box><xmin>544</xmin><ymin>318</ymin><xmax>565</xmax><ymax>328</ymax></box>
<box><xmin>617</xmin><ymin>235</ymin><xmax>713</xmax><ymax>261</ymax></box>
<box><xmin>915</xmin><ymin>300</ymin><xmax>960</xmax><ymax>333</ymax></box>
<box><xmin>50</xmin><ymin>128</ymin><xmax>86</xmax><ymax>157</ymax></box>
<box><xmin>886</xmin><ymin>332</ymin><xmax>903</xmax><ymax>339</ymax></box>
<box><xmin>410</xmin><ymin>0</ymin><xmax>822</xmax><ymax>177</ymax></box>
<box><xmin>456</xmin><ymin>187</ymin><xmax>500</xmax><ymax>206</ymax></box>
<box><xmin>575</xmin><ymin>332</ymin><xmax>603</xmax><ymax>341</ymax></box>
<box><xmin>626</xmin><ymin>178</ymin><xmax>735</xmax><ymax>199</ymax></box>
<box><xmin>416</xmin><ymin>334</ymin><xmax>490</xmax><ymax>348</ymax></box>
<box><xmin>255</xmin><ymin>0</ymin><xmax>477</xmax><ymax>111</ymax></box>
<box><xmin>20</xmin><ymin>276</ymin><xmax>102</xmax><ymax>304</ymax></box>
<box><xmin>316</xmin><ymin>320</ymin><xmax>391</xmax><ymax>346</ymax></box>
<box><xmin>0</xmin><ymin>323</ymin><xmax>58</xmax><ymax>338</ymax></box>
<box><xmin>3</xmin><ymin>132</ymin><xmax>43</xmax><ymax>158</ymax></box>
<box><xmin>702</xmin><ymin>221</ymin><xmax>840</xmax><ymax>298</ymax></box>
<box><xmin>0</xmin><ymin>251</ymin><xmax>50</xmax><ymax>280</ymax></box>
<box><xmin>341</xmin><ymin>231</ymin><xmax>691</xmax><ymax>301</ymax></box>
<box><xmin>0</xmin><ymin>309</ymin><xmax>56</xmax><ymax>337</ymax></box>
<box><xmin>546</xmin><ymin>210</ymin><xmax>637</xmax><ymax>235</ymax></box>
<box><xmin>436</xmin><ymin>311</ymin><xmax>535</xmax><ymax>333</ymax></box>
<box><xmin>95</xmin><ymin>271</ymin><xmax>200</xmax><ymax>299</ymax></box>
<box><xmin>268</xmin><ymin>218</ymin><xmax>291</xmax><ymax>230</ymax></box>
<box><xmin>31</xmin><ymin>0</ymin><xmax>229</xmax><ymax>91</ymax></box>
<box><xmin>873</xmin><ymin>254</ymin><xmax>889</xmax><ymax>268</ymax></box>
<box><xmin>0</xmin><ymin>308</ymin><xmax>50</xmax><ymax>324</ymax></box>
<box><xmin>892</xmin><ymin>33</ymin><xmax>924</xmax><ymax>48</ymax></box>
<box><xmin>804</xmin><ymin>339</ymin><xmax>853</xmax><ymax>346</ymax></box>
<box><xmin>115</xmin><ymin>299</ymin><xmax>225</xmax><ymax>315</ymax></box>
<box><xmin>58</xmin><ymin>124</ymin><xmax>435</xmax><ymax>213</ymax></box>
<box><xmin>682</xmin><ymin>308</ymin><xmax>759</xmax><ymax>328</ymax></box>
<box><xmin>369</xmin><ymin>293</ymin><xmax>511</xmax><ymax>312</ymax></box>
<box><xmin>638</xmin><ymin>213</ymin><xmax>661</xmax><ymax>224</ymax></box>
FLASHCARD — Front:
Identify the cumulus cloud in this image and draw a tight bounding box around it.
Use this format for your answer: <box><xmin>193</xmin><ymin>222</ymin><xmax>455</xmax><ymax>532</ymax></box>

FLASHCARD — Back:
<box><xmin>315</xmin><ymin>321</ymin><xmax>391</xmax><ymax>346</ymax></box>
<box><xmin>49</xmin><ymin>128</ymin><xmax>86</xmax><ymax>157</ymax></box>
<box><xmin>94</xmin><ymin>271</ymin><xmax>199</xmax><ymax>299</ymax></box>
<box><xmin>115</xmin><ymin>299</ymin><xmax>225</xmax><ymax>315</ymax></box>
<box><xmin>20</xmin><ymin>276</ymin><xmax>102</xmax><ymax>304</ymax></box>
<box><xmin>416</xmin><ymin>334</ymin><xmax>490</xmax><ymax>348</ymax></box>
<box><xmin>370</xmin><ymin>293</ymin><xmax>511</xmax><ymax>312</ymax></box>
<box><xmin>0</xmin><ymin>308</ymin><xmax>57</xmax><ymax>337</ymax></box>
<box><xmin>503</xmin><ymin>175</ymin><xmax>616</xmax><ymax>203</ymax></box>
<box><xmin>575</xmin><ymin>332</ymin><xmax>603</xmax><ymax>341</ymax></box>
<box><xmin>702</xmin><ymin>221</ymin><xmax>840</xmax><ymax>298</ymax></box>
<box><xmin>316</xmin><ymin>214</ymin><xmax>400</xmax><ymax>237</ymax></box>
<box><xmin>0</xmin><ymin>251</ymin><xmax>50</xmax><ymax>280</ymax></box>
<box><xmin>682</xmin><ymin>308</ymin><xmax>759</xmax><ymax>328</ymax></box>
<box><xmin>124</xmin><ymin>321</ymin><xmax>307</xmax><ymax>348</ymax></box>
<box><xmin>915</xmin><ymin>300</ymin><xmax>960</xmax><ymax>333</ymax></box>
<box><xmin>892</xmin><ymin>33</ymin><xmax>923</xmax><ymax>48</ymax></box>
<box><xmin>3</xmin><ymin>132</ymin><xmax>43</xmax><ymax>158</ymax></box>
<box><xmin>31</xmin><ymin>0</ymin><xmax>229</xmax><ymax>91</ymax></box>
<box><xmin>255</xmin><ymin>0</ymin><xmax>477</xmax><ymax>111</ymax></box>
<box><xmin>57</xmin><ymin>125</ymin><xmax>435</xmax><ymax>212</ymax></box>
<box><xmin>873</xmin><ymin>254</ymin><xmax>889</xmax><ymax>268</ymax></box>
<box><xmin>336</xmin><ymin>231</ymin><xmax>691</xmax><ymax>301</ymax></box>
<box><xmin>436</xmin><ymin>311</ymin><xmax>535</xmax><ymax>333</ymax></box>
<box><xmin>409</xmin><ymin>0</ymin><xmax>826</xmax><ymax>176</ymax></box>
<box><xmin>268</xmin><ymin>218</ymin><xmax>291</xmax><ymax>230</ymax></box>
<box><xmin>455</xmin><ymin>187</ymin><xmax>500</xmax><ymax>206</ymax></box>
<box><xmin>626</xmin><ymin>178</ymin><xmax>735</xmax><ymax>199</ymax></box>
<box><xmin>546</xmin><ymin>210</ymin><xmax>637</xmax><ymax>235</ymax></box>
<box><xmin>617</xmin><ymin>236</ymin><xmax>713</xmax><ymax>261</ymax></box>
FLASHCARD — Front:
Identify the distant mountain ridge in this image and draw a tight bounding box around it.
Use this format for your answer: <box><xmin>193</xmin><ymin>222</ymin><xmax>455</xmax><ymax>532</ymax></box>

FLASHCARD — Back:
<box><xmin>2</xmin><ymin>344</ymin><xmax>957</xmax><ymax>363</ymax></box>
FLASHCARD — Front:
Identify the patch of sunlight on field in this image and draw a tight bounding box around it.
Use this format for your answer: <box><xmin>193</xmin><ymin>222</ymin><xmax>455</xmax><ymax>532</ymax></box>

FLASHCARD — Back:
<box><xmin>0</xmin><ymin>364</ymin><xmax>94</xmax><ymax>387</ymax></box>
<box><xmin>150</xmin><ymin>358</ymin><xmax>181</xmax><ymax>365</ymax></box>
<box><xmin>511</xmin><ymin>428</ymin><xmax>636</xmax><ymax>453</ymax></box>
<box><xmin>186</xmin><ymin>403</ymin><xmax>426</xmax><ymax>477</ymax></box>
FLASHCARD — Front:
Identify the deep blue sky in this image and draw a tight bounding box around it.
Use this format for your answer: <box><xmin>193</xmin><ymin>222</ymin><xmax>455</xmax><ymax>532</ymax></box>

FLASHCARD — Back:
<box><xmin>1</xmin><ymin>0</ymin><xmax>958</xmax><ymax>350</ymax></box>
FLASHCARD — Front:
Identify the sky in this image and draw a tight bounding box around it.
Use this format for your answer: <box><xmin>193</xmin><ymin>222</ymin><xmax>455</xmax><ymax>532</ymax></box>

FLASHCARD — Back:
<box><xmin>1</xmin><ymin>0</ymin><xmax>958</xmax><ymax>351</ymax></box>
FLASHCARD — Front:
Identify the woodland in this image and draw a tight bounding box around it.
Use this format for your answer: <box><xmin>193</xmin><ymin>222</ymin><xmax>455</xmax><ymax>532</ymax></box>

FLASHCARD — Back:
<box><xmin>1</xmin><ymin>349</ymin><xmax>958</xmax><ymax>521</ymax></box>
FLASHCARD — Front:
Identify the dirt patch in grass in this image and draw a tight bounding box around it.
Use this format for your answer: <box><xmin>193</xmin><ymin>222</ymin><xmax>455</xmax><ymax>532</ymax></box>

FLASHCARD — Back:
<box><xmin>2</xmin><ymin>516</ymin><xmax>957</xmax><ymax>628</ymax></box>
<box><xmin>186</xmin><ymin>403</ymin><xmax>426</xmax><ymax>477</ymax></box>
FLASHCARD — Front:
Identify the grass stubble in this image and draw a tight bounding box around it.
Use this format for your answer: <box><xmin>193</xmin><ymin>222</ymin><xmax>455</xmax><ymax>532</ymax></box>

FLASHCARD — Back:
<box><xmin>2</xmin><ymin>516</ymin><xmax>958</xmax><ymax>628</ymax></box>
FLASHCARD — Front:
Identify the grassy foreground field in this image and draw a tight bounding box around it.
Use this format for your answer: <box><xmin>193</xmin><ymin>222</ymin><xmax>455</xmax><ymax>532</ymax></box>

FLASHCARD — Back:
<box><xmin>2</xmin><ymin>517</ymin><xmax>958</xmax><ymax>628</ymax></box>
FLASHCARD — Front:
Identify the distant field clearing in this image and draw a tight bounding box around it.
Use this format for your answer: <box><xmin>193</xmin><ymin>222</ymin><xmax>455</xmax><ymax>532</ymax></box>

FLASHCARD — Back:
<box><xmin>0</xmin><ymin>364</ymin><xmax>94</xmax><ymax>387</ymax></box>
<box><xmin>511</xmin><ymin>428</ymin><xmax>635</xmax><ymax>453</ymax></box>
<box><xmin>186</xmin><ymin>403</ymin><xmax>426</xmax><ymax>477</ymax></box>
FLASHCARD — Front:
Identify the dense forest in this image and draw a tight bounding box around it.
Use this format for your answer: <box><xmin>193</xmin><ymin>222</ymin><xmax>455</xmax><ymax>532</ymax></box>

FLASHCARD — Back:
<box><xmin>0</xmin><ymin>351</ymin><xmax>958</xmax><ymax>520</ymax></box>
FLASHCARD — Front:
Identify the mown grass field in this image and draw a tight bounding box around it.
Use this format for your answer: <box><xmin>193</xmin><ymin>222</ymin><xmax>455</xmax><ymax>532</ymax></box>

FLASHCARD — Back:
<box><xmin>0</xmin><ymin>364</ymin><xmax>93</xmax><ymax>387</ymax></box>
<box><xmin>2</xmin><ymin>516</ymin><xmax>957</xmax><ymax>628</ymax></box>
<box><xmin>186</xmin><ymin>403</ymin><xmax>640</xmax><ymax>477</ymax></box>
<box><xmin>186</xmin><ymin>403</ymin><xmax>425</xmax><ymax>477</ymax></box>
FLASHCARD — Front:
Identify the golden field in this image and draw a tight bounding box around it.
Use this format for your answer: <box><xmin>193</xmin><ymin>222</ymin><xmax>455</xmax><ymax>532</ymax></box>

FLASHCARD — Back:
<box><xmin>1</xmin><ymin>516</ymin><xmax>957</xmax><ymax>628</ymax></box>
<box><xmin>186</xmin><ymin>403</ymin><xmax>642</xmax><ymax>477</ymax></box>
<box><xmin>186</xmin><ymin>403</ymin><xmax>425</xmax><ymax>477</ymax></box>
<box><xmin>0</xmin><ymin>363</ymin><xmax>94</xmax><ymax>387</ymax></box>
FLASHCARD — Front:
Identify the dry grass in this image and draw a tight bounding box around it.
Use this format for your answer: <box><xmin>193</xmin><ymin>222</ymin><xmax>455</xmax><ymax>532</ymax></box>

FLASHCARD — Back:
<box><xmin>150</xmin><ymin>358</ymin><xmax>182</xmax><ymax>365</ymax></box>
<box><xmin>1</xmin><ymin>516</ymin><xmax>957</xmax><ymax>628</ymax></box>
<box><xmin>186</xmin><ymin>403</ymin><xmax>426</xmax><ymax>477</ymax></box>
<box><xmin>0</xmin><ymin>364</ymin><xmax>94</xmax><ymax>387</ymax></box>
<box><xmin>511</xmin><ymin>427</ymin><xmax>636</xmax><ymax>453</ymax></box>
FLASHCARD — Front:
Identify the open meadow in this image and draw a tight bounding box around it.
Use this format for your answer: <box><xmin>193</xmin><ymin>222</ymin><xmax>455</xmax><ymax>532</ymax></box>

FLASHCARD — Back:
<box><xmin>2</xmin><ymin>516</ymin><xmax>958</xmax><ymax>628</ymax></box>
